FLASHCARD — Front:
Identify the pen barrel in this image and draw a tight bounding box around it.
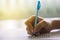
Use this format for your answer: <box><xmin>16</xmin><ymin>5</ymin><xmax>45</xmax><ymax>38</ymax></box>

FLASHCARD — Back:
<box><xmin>34</xmin><ymin>10</ymin><xmax>39</xmax><ymax>27</ymax></box>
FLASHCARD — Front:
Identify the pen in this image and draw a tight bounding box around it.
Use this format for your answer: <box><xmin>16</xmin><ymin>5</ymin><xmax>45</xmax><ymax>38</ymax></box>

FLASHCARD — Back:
<box><xmin>33</xmin><ymin>0</ymin><xmax>41</xmax><ymax>36</ymax></box>
<box><xmin>34</xmin><ymin>0</ymin><xmax>41</xmax><ymax>27</ymax></box>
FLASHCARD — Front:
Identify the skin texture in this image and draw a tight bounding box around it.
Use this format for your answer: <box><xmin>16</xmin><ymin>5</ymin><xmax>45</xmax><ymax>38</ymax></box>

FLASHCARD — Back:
<box><xmin>25</xmin><ymin>15</ymin><xmax>43</xmax><ymax>35</ymax></box>
<box><xmin>51</xmin><ymin>20</ymin><xmax>60</xmax><ymax>30</ymax></box>
<box><xmin>25</xmin><ymin>16</ymin><xmax>60</xmax><ymax>36</ymax></box>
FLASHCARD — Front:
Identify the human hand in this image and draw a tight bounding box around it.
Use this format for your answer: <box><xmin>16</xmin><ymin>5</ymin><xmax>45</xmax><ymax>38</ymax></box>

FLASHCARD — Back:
<box><xmin>25</xmin><ymin>15</ymin><xmax>51</xmax><ymax>36</ymax></box>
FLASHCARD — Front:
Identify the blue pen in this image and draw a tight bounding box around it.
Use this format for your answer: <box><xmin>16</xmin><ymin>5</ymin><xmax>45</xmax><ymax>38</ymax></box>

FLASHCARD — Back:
<box><xmin>33</xmin><ymin>0</ymin><xmax>41</xmax><ymax>36</ymax></box>
<box><xmin>34</xmin><ymin>0</ymin><xmax>41</xmax><ymax>27</ymax></box>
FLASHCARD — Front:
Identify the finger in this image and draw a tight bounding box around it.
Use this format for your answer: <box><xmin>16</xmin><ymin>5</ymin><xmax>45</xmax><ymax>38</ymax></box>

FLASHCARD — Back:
<box><xmin>26</xmin><ymin>27</ymin><xmax>32</xmax><ymax>33</ymax></box>
<box><xmin>38</xmin><ymin>17</ymin><xmax>43</xmax><ymax>22</ymax></box>
<box><xmin>35</xmin><ymin>20</ymin><xmax>51</xmax><ymax>33</ymax></box>
<box><xmin>26</xmin><ymin>27</ymin><xmax>33</xmax><ymax>35</ymax></box>
<box><xmin>25</xmin><ymin>20</ymin><xmax>34</xmax><ymax>30</ymax></box>
<box><xmin>34</xmin><ymin>20</ymin><xmax>44</xmax><ymax>33</ymax></box>
<box><xmin>34</xmin><ymin>19</ymin><xmax>44</xmax><ymax>33</ymax></box>
<box><xmin>26</xmin><ymin>24</ymin><xmax>34</xmax><ymax>33</ymax></box>
<box><xmin>26</xmin><ymin>15</ymin><xmax>36</xmax><ymax>23</ymax></box>
<box><xmin>25</xmin><ymin>19</ymin><xmax>34</xmax><ymax>35</ymax></box>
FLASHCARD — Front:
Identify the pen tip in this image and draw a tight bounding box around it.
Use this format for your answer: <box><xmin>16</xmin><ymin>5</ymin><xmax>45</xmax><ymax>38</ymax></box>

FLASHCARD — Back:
<box><xmin>32</xmin><ymin>32</ymin><xmax>37</xmax><ymax>36</ymax></box>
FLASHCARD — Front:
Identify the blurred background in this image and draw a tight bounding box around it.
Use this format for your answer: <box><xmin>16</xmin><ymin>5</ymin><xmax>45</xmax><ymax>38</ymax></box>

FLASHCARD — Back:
<box><xmin>0</xmin><ymin>0</ymin><xmax>60</xmax><ymax>20</ymax></box>
<box><xmin>0</xmin><ymin>0</ymin><xmax>60</xmax><ymax>29</ymax></box>
<box><xmin>0</xmin><ymin>0</ymin><xmax>60</xmax><ymax>39</ymax></box>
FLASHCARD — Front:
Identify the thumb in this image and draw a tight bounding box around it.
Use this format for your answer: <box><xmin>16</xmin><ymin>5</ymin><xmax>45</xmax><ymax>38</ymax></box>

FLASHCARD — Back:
<box><xmin>34</xmin><ymin>20</ymin><xmax>44</xmax><ymax>33</ymax></box>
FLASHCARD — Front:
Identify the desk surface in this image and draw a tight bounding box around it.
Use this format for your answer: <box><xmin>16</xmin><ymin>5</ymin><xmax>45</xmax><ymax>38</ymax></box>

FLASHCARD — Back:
<box><xmin>0</xmin><ymin>19</ymin><xmax>60</xmax><ymax>40</ymax></box>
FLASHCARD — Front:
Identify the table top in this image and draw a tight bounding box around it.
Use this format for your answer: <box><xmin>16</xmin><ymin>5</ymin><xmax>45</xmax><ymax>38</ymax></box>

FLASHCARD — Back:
<box><xmin>0</xmin><ymin>19</ymin><xmax>60</xmax><ymax>40</ymax></box>
<box><xmin>0</xmin><ymin>27</ymin><xmax>60</xmax><ymax>40</ymax></box>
